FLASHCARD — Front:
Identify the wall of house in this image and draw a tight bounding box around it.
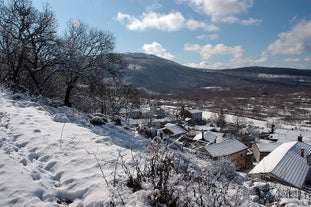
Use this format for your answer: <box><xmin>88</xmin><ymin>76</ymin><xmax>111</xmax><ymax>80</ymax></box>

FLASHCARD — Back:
<box><xmin>252</xmin><ymin>144</ymin><xmax>271</xmax><ymax>162</ymax></box>
<box><xmin>252</xmin><ymin>144</ymin><xmax>261</xmax><ymax>162</ymax></box>
<box><xmin>199</xmin><ymin>148</ymin><xmax>248</xmax><ymax>170</ymax></box>
<box><xmin>192</xmin><ymin>113</ymin><xmax>202</xmax><ymax>121</ymax></box>
<box><xmin>227</xmin><ymin>150</ymin><xmax>247</xmax><ymax>170</ymax></box>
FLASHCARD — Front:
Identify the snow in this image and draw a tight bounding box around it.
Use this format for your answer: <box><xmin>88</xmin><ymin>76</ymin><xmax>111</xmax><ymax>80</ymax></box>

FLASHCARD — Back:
<box><xmin>1</xmin><ymin>91</ymin><xmax>311</xmax><ymax>206</ymax></box>
<box><xmin>250</xmin><ymin>142</ymin><xmax>296</xmax><ymax>174</ymax></box>
<box><xmin>193</xmin><ymin>131</ymin><xmax>217</xmax><ymax>142</ymax></box>
<box><xmin>256</xmin><ymin>142</ymin><xmax>281</xmax><ymax>152</ymax></box>
<box><xmin>0</xmin><ymin>92</ymin><xmax>148</xmax><ymax>206</ymax></box>
<box><xmin>202</xmin><ymin>111</ymin><xmax>267</xmax><ymax>128</ymax></box>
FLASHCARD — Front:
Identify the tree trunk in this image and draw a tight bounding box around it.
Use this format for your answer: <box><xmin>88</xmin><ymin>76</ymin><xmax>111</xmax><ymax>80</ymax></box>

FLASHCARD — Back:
<box><xmin>64</xmin><ymin>84</ymin><xmax>73</xmax><ymax>107</ymax></box>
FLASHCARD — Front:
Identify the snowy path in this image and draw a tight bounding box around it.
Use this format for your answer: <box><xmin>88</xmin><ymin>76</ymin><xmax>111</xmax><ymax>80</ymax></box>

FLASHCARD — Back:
<box><xmin>0</xmin><ymin>93</ymin><xmax>148</xmax><ymax>206</ymax></box>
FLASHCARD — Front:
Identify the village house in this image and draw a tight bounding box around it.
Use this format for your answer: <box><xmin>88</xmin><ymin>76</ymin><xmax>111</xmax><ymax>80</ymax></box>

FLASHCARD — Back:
<box><xmin>162</xmin><ymin>123</ymin><xmax>187</xmax><ymax>138</ymax></box>
<box><xmin>252</xmin><ymin>142</ymin><xmax>281</xmax><ymax>162</ymax></box>
<box><xmin>184</xmin><ymin>109</ymin><xmax>203</xmax><ymax>123</ymax></box>
<box><xmin>200</xmin><ymin>138</ymin><xmax>249</xmax><ymax>170</ymax></box>
<box><xmin>149</xmin><ymin>100</ymin><xmax>165</xmax><ymax>118</ymax></box>
<box><xmin>248</xmin><ymin>141</ymin><xmax>311</xmax><ymax>189</ymax></box>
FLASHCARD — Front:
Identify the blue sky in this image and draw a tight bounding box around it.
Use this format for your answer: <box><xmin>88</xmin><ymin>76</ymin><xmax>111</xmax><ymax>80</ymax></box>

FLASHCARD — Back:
<box><xmin>32</xmin><ymin>0</ymin><xmax>311</xmax><ymax>69</ymax></box>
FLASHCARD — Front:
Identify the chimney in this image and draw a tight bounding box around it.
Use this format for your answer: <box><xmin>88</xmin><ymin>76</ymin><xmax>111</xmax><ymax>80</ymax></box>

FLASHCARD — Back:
<box><xmin>301</xmin><ymin>148</ymin><xmax>305</xmax><ymax>157</ymax></box>
<box><xmin>307</xmin><ymin>155</ymin><xmax>311</xmax><ymax>166</ymax></box>
<box><xmin>202</xmin><ymin>130</ymin><xmax>205</xmax><ymax>140</ymax></box>
<box><xmin>298</xmin><ymin>134</ymin><xmax>303</xmax><ymax>142</ymax></box>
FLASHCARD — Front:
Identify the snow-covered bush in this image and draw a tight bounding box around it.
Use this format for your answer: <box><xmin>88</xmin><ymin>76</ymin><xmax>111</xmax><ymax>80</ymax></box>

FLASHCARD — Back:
<box><xmin>210</xmin><ymin>158</ymin><xmax>236</xmax><ymax>182</ymax></box>
<box><xmin>53</xmin><ymin>113</ymin><xmax>70</xmax><ymax>123</ymax></box>
<box><xmin>113</xmin><ymin>141</ymin><xmax>255</xmax><ymax>207</ymax></box>
<box><xmin>136</xmin><ymin>125</ymin><xmax>157</xmax><ymax>138</ymax></box>
<box><xmin>90</xmin><ymin>116</ymin><xmax>107</xmax><ymax>126</ymax></box>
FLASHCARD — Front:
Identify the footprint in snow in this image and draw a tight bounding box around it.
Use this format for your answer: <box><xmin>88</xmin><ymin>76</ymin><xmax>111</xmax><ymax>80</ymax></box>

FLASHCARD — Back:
<box><xmin>20</xmin><ymin>158</ymin><xmax>28</xmax><ymax>166</ymax></box>
<box><xmin>30</xmin><ymin>170</ymin><xmax>41</xmax><ymax>181</ymax></box>
<box><xmin>38</xmin><ymin>154</ymin><xmax>50</xmax><ymax>162</ymax></box>
<box><xmin>51</xmin><ymin>171</ymin><xmax>63</xmax><ymax>182</ymax></box>
<box><xmin>44</xmin><ymin>161</ymin><xmax>57</xmax><ymax>172</ymax></box>
<box><xmin>16</xmin><ymin>141</ymin><xmax>27</xmax><ymax>148</ymax></box>
<box><xmin>28</xmin><ymin>152</ymin><xmax>39</xmax><ymax>162</ymax></box>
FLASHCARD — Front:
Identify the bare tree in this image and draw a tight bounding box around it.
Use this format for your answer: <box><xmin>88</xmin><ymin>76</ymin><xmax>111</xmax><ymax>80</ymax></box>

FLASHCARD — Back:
<box><xmin>0</xmin><ymin>0</ymin><xmax>57</xmax><ymax>92</ymax></box>
<box><xmin>57</xmin><ymin>20</ymin><xmax>122</xmax><ymax>107</ymax></box>
<box><xmin>217</xmin><ymin>107</ymin><xmax>226</xmax><ymax>128</ymax></box>
<box><xmin>89</xmin><ymin>79</ymin><xmax>139</xmax><ymax>116</ymax></box>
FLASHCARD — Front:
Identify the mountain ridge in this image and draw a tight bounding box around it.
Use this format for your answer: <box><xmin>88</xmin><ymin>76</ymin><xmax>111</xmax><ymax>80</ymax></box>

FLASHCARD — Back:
<box><xmin>121</xmin><ymin>53</ymin><xmax>311</xmax><ymax>94</ymax></box>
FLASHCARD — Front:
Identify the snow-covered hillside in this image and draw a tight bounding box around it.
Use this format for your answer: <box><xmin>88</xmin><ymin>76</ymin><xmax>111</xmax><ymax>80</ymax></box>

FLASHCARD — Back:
<box><xmin>1</xmin><ymin>91</ymin><xmax>311</xmax><ymax>207</ymax></box>
<box><xmin>0</xmin><ymin>92</ymin><xmax>149</xmax><ymax>206</ymax></box>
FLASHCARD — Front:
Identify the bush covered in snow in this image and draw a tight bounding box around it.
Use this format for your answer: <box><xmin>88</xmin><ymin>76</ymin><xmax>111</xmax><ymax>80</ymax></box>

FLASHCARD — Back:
<box><xmin>92</xmin><ymin>138</ymin><xmax>311</xmax><ymax>206</ymax></box>
<box><xmin>102</xmin><ymin>141</ymin><xmax>256</xmax><ymax>207</ymax></box>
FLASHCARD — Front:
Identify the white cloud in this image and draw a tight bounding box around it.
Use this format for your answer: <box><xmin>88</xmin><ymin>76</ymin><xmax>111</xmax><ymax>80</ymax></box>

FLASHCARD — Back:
<box><xmin>185</xmin><ymin>19</ymin><xmax>219</xmax><ymax>31</ymax></box>
<box><xmin>304</xmin><ymin>56</ymin><xmax>311</xmax><ymax>61</ymax></box>
<box><xmin>184</xmin><ymin>42</ymin><xmax>269</xmax><ymax>69</ymax></box>
<box><xmin>146</xmin><ymin>2</ymin><xmax>162</xmax><ymax>12</ymax></box>
<box><xmin>117</xmin><ymin>11</ymin><xmax>218</xmax><ymax>32</ymax></box>
<box><xmin>186</xmin><ymin>55</ymin><xmax>268</xmax><ymax>69</ymax></box>
<box><xmin>184</xmin><ymin>43</ymin><xmax>244</xmax><ymax>60</ymax></box>
<box><xmin>180</xmin><ymin>0</ymin><xmax>259</xmax><ymax>25</ymax></box>
<box><xmin>254</xmin><ymin>55</ymin><xmax>268</xmax><ymax>64</ymax></box>
<box><xmin>142</xmin><ymin>42</ymin><xmax>175</xmax><ymax>60</ymax></box>
<box><xmin>240</xmin><ymin>17</ymin><xmax>262</xmax><ymax>26</ymax></box>
<box><xmin>117</xmin><ymin>11</ymin><xmax>184</xmax><ymax>31</ymax></box>
<box><xmin>266</xmin><ymin>19</ymin><xmax>311</xmax><ymax>55</ymax></box>
<box><xmin>284</xmin><ymin>58</ymin><xmax>300</xmax><ymax>62</ymax></box>
<box><xmin>196</xmin><ymin>34</ymin><xmax>219</xmax><ymax>40</ymax></box>
<box><xmin>185</xmin><ymin>61</ymin><xmax>227</xmax><ymax>69</ymax></box>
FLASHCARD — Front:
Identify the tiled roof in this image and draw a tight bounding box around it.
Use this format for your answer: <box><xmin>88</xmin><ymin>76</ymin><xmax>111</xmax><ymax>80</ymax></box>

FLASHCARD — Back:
<box><xmin>249</xmin><ymin>141</ymin><xmax>311</xmax><ymax>188</ymax></box>
<box><xmin>205</xmin><ymin>138</ymin><xmax>248</xmax><ymax>157</ymax></box>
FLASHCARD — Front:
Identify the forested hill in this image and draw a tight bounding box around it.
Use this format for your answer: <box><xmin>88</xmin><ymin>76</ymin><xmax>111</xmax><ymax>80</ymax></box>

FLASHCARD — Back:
<box><xmin>121</xmin><ymin>53</ymin><xmax>311</xmax><ymax>94</ymax></box>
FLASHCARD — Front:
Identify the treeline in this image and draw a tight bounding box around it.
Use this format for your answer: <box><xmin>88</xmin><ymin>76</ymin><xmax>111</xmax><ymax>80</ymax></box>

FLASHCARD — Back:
<box><xmin>0</xmin><ymin>0</ymin><xmax>138</xmax><ymax>114</ymax></box>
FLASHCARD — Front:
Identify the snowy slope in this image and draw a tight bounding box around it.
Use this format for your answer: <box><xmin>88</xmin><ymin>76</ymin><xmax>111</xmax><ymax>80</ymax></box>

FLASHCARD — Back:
<box><xmin>0</xmin><ymin>92</ymin><xmax>148</xmax><ymax>206</ymax></box>
<box><xmin>1</xmin><ymin>91</ymin><xmax>311</xmax><ymax>207</ymax></box>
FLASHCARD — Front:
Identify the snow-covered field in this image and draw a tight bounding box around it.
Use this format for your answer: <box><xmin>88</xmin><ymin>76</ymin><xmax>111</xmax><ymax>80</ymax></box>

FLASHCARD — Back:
<box><xmin>203</xmin><ymin>111</ymin><xmax>311</xmax><ymax>144</ymax></box>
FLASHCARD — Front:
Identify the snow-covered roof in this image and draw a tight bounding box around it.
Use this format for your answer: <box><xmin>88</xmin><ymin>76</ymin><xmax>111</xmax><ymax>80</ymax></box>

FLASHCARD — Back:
<box><xmin>205</xmin><ymin>138</ymin><xmax>248</xmax><ymax>157</ymax></box>
<box><xmin>249</xmin><ymin>141</ymin><xmax>311</xmax><ymax>188</ymax></box>
<box><xmin>164</xmin><ymin>123</ymin><xmax>187</xmax><ymax>136</ymax></box>
<box><xmin>194</xmin><ymin>131</ymin><xmax>217</xmax><ymax>143</ymax></box>
<box><xmin>188</xmin><ymin>109</ymin><xmax>202</xmax><ymax>114</ymax></box>
<box><xmin>256</xmin><ymin>142</ymin><xmax>281</xmax><ymax>152</ymax></box>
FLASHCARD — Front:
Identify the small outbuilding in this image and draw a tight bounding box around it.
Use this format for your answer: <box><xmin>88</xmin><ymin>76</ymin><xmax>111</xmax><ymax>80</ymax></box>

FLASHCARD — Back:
<box><xmin>252</xmin><ymin>142</ymin><xmax>281</xmax><ymax>162</ymax></box>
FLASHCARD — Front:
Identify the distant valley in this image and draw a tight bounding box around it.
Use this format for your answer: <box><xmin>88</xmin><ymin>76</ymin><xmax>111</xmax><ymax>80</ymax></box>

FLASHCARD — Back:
<box><xmin>122</xmin><ymin>53</ymin><xmax>311</xmax><ymax>123</ymax></box>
